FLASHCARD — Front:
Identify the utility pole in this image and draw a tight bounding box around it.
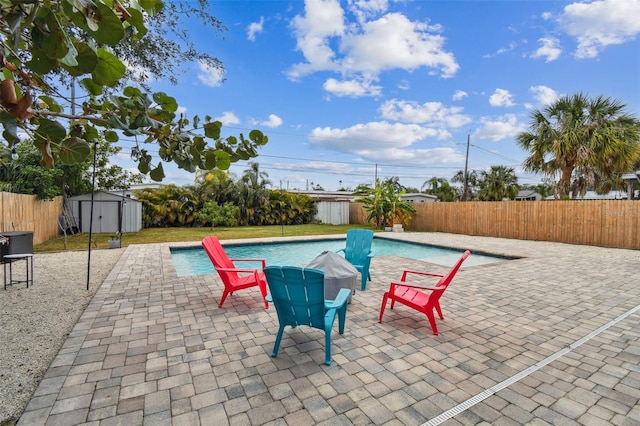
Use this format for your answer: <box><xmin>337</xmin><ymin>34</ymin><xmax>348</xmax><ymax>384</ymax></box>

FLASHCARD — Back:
<box><xmin>463</xmin><ymin>133</ymin><xmax>470</xmax><ymax>201</ymax></box>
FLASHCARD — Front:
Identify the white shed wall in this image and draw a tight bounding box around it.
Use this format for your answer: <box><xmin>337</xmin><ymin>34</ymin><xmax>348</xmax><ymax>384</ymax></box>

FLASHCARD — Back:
<box><xmin>314</xmin><ymin>201</ymin><xmax>350</xmax><ymax>225</ymax></box>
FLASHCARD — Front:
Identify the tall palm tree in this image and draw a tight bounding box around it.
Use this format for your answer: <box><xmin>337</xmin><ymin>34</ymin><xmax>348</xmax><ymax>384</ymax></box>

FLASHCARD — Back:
<box><xmin>452</xmin><ymin>170</ymin><xmax>478</xmax><ymax>201</ymax></box>
<box><xmin>236</xmin><ymin>162</ymin><xmax>271</xmax><ymax>225</ymax></box>
<box><xmin>478</xmin><ymin>166</ymin><xmax>519</xmax><ymax>201</ymax></box>
<box><xmin>517</xmin><ymin>93</ymin><xmax>640</xmax><ymax>198</ymax></box>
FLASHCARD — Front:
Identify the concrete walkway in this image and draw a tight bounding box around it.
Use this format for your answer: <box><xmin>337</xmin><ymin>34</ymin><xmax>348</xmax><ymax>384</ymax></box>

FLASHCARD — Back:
<box><xmin>18</xmin><ymin>233</ymin><xmax>640</xmax><ymax>425</ymax></box>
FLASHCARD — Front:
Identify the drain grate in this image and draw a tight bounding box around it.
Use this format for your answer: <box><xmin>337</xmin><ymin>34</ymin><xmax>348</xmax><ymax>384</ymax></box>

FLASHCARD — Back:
<box><xmin>421</xmin><ymin>304</ymin><xmax>640</xmax><ymax>426</ymax></box>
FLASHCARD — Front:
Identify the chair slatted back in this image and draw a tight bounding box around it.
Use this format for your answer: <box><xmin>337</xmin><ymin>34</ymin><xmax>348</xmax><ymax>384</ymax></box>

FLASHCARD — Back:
<box><xmin>343</xmin><ymin>229</ymin><xmax>374</xmax><ymax>266</ymax></box>
<box><xmin>436</xmin><ymin>250</ymin><xmax>471</xmax><ymax>288</ymax></box>
<box><xmin>202</xmin><ymin>236</ymin><xmax>239</xmax><ymax>283</ymax></box>
<box><xmin>264</xmin><ymin>266</ymin><xmax>325</xmax><ymax>330</ymax></box>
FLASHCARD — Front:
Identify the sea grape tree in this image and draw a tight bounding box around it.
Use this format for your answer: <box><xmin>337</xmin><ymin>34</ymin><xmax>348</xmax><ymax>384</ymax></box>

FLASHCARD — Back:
<box><xmin>0</xmin><ymin>0</ymin><xmax>267</xmax><ymax>181</ymax></box>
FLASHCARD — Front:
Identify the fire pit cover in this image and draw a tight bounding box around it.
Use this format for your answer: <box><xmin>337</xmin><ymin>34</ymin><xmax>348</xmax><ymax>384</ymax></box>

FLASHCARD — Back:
<box><xmin>307</xmin><ymin>251</ymin><xmax>358</xmax><ymax>302</ymax></box>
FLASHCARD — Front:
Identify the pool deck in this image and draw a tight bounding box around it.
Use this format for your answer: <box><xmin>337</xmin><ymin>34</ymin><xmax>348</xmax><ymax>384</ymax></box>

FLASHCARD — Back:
<box><xmin>18</xmin><ymin>232</ymin><xmax>640</xmax><ymax>425</ymax></box>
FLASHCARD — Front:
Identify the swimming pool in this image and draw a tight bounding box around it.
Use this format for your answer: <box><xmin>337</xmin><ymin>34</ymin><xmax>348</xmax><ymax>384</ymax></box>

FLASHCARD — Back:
<box><xmin>171</xmin><ymin>237</ymin><xmax>510</xmax><ymax>277</ymax></box>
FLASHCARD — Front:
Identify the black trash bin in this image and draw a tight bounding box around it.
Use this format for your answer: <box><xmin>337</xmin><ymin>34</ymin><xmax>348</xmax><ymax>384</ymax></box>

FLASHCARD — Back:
<box><xmin>0</xmin><ymin>231</ymin><xmax>34</xmax><ymax>263</ymax></box>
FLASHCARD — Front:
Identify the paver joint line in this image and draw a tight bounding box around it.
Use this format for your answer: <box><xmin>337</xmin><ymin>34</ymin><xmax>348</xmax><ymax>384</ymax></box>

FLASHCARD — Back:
<box><xmin>420</xmin><ymin>303</ymin><xmax>640</xmax><ymax>426</ymax></box>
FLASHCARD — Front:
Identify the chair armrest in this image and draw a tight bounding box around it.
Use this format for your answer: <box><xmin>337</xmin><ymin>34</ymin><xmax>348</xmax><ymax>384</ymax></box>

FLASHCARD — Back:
<box><xmin>367</xmin><ymin>251</ymin><xmax>375</xmax><ymax>258</ymax></box>
<box><xmin>401</xmin><ymin>270</ymin><xmax>443</xmax><ymax>281</ymax></box>
<box><xmin>325</xmin><ymin>288</ymin><xmax>351</xmax><ymax>309</ymax></box>
<box><xmin>336</xmin><ymin>248</ymin><xmax>345</xmax><ymax>254</ymax></box>
<box><xmin>215</xmin><ymin>267</ymin><xmax>262</xmax><ymax>273</ymax></box>
<box><xmin>391</xmin><ymin>281</ymin><xmax>439</xmax><ymax>292</ymax></box>
<box><xmin>229</xmin><ymin>258</ymin><xmax>266</xmax><ymax>268</ymax></box>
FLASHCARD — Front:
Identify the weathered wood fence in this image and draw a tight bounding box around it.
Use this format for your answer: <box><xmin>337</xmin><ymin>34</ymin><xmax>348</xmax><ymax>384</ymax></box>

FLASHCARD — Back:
<box><xmin>0</xmin><ymin>192</ymin><xmax>62</xmax><ymax>245</ymax></box>
<box><xmin>350</xmin><ymin>200</ymin><xmax>640</xmax><ymax>250</ymax></box>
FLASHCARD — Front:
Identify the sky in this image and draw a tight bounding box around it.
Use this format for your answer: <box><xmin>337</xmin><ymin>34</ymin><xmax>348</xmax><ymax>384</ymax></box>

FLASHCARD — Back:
<box><xmin>116</xmin><ymin>0</ymin><xmax>640</xmax><ymax>192</ymax></box>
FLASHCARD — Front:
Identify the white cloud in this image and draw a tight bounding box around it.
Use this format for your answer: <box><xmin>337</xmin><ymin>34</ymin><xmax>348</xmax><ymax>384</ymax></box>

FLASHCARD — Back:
<box><xmin>197</xmin><ymin>61</ymin><xmax>225</xmax><ymax>87</ymax></box>
<box><xmin>288</xmin><ymin>1</ymin><xmax>459</xmax><ymax>94</ymax></box>
<box><xmin>557</xmin><ymin>0</ymin><xmax>640</xmax><ymax>58</ymax></box>
<box><xmin>531</xmin><ymin>37</ymin><xmax>562</xmax><ymax>62</ymax></box>
<box><xmin>260</xmin><ymin>114</ymin><xmax>283</xmax><ymax>128</ymax></box>
<box><xmin>323</xmin><ymin>77</ymin><xmax>382</xmax><ymax>97</ymax></box>
<box><xmin>309</xmin><ymin>121</ymin><xmax>442</xmax><ymax>153</ymax></box>
<box><xmin>489</xmin><ymin>89</ymin><xmax>516</xmax><ymax>107</ymax></box>
<box><xmin>452</xmin><ymin>90</ymin><xmax>468</xmax><ymax>101</ymax></box>
<box><xmin>484</xmin><ymin>41</ymin><xmax>518</xmax><ymax>58</ymax></box>
<box><xmin>176</xmin><ymin>106</ymin><xmax>187</xmax><ymax>115</ymax></box>
<box><xmin>379</xmin><ymin>99</ymin><xmax>471</xmax><ymax>129</ymax></box>
<box><xmin>214</xmin><ymin>111</ymin><xmax>240</xmax><ymax>125</ymax></box>
<box><xmin>247</xmin><ymin>16</ymin><xmax>265</xmax><ymax>41</ymax></box>
<box><xmin>529</xmin><ymin>85</ymin><xmax>561</xmax><ymax>106</ymax></box>
<box><xmin>473</xmin><ymin>114</ymin><xmax>526</xmax><ymax>142</ymax></box>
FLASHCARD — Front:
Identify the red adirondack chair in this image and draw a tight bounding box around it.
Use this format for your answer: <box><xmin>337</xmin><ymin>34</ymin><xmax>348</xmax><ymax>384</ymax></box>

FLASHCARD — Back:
<box><xmin>202</xmin><ymin>236</ymin><xmax>268</xmax><ymax>308</ymax></box>
<box><xmin>379</xmin><ymin>250</ymin><xmax>470</xmax><ymax>335</ymax></box>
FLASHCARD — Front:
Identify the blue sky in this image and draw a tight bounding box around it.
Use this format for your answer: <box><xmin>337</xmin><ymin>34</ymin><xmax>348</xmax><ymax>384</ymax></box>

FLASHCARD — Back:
<box><xmin>118</xmin><ymin>0</ymin><xmax>640</xmax><ymax>192</ymax></box>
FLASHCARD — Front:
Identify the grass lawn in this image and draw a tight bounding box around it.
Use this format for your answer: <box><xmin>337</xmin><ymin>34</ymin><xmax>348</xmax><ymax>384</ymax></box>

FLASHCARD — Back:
<box><xmin>35</xmin><ymin>224</ymin><xmax>378</xmax><ymax>253</ymax></box>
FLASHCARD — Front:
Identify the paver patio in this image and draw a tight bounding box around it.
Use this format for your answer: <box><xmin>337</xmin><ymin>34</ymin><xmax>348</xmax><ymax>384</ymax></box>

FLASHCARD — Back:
<box><xmin>17</xmin><ymin>232</ymin><xmax>640</xmax><ymax>425</ymax></box>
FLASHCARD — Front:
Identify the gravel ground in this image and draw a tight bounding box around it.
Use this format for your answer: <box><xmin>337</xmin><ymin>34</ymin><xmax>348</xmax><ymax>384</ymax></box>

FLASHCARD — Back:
<box><xmin>0</xmin><ymin>248</ymin><xmax>123</xmax><ymax>426</ymax></box>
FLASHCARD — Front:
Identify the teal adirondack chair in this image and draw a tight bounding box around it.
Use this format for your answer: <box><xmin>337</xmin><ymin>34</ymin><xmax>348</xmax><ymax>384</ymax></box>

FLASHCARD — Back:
<box><xmin>264</xmin><ymin>266</ymin><xmax>350</xmax><ymax>366</ymax></box>
<box><xmin>337</xmin><ymin>229</ymin><xmax>375</xmax><ymax>290</ymax></box>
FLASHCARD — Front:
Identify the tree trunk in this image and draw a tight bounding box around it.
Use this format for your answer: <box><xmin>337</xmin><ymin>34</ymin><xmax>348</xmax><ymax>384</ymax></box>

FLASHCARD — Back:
<box><xmin>557</xmin><ymin>166</ymin><xmax>573</xmax><ymax>198</ymax></box>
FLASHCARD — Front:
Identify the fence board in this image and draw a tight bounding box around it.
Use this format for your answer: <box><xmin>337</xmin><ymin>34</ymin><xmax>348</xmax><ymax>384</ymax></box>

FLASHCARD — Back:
<box><xmin>1</xmin><ymin>192</ymin><xmax>62</xmax><ymax>245</ymax></box>
<box><xmin>350</xmin><ymin>199</ymin><xmax>640</xmax><ymax>250</ymax></box>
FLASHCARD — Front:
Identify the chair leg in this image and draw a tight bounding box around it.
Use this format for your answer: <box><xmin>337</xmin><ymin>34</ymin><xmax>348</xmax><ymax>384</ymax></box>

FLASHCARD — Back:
<box><xmin>272</xmin><ymin>325</ymin><xmax>286</xmax><ymax>357</ymax></box>
<box><xmin>425</xmin><ymin>310</ymin><xmax>439</xmax><ymax>335</ymax></box>
<box><xmin>324</xmin><ymin>327</ymin><xmax>332</xmax><ymax>366</ymax></box>
<box><xmin>378</xmin><ymin>292</ymin><xmax>389</xmax><ymax>322</ymax></box>
<box><xmin>435</xmin><ymin>302</ymin><xmax>444</xmax><ymax>319</ymax></box>
<box><xmin>218</xmin><ymin>289</ymin><xmax>230</xmax><ymax>308</ymax></box>
<box><xmin>337</xmin><ymin>304</ymin><xmax>347</xmax><ymax>334</ymax></box>
<box><xmin>360</xmin><ymin>271</ymin><xmax>367</xmax><ymax>291</ymax></box>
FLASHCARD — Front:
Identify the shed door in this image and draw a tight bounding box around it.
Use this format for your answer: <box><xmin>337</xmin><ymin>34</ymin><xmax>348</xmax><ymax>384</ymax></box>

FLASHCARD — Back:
<box><xmin>79</xmin><ymin>201</ymin><xmax>121</xmax><ymax>233</ymax></box>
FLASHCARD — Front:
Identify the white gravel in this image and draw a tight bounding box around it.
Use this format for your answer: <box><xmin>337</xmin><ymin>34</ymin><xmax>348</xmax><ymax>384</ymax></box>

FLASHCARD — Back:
<box><xmin>0</xmin><ymin>248</ymin><xmax>123</xmax><ymax>425</ymax></box>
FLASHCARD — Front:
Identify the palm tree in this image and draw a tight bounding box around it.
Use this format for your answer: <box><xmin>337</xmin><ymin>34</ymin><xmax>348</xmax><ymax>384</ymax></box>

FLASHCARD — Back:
<box><xmin>421</xmin><ymin>177</ymin><xmax>458</xmax><ymax>201</ymax></box>
<box><xmin>477</xmin><ymin>166</ymin><xmax>519</xmax><ymax>201</ymax></box>
<box><xmin>517</xmin><ymin>93</ymin><xmax>640</xmax><ymax>198</ymax></box>
<box><xmin>236</xmin><ymin>162</ymin><xmax>271</xmax><ymax>225</ymax></box>
<box><xmin>452</xmin><ymin>170</ymin><xmax>478</xmax><ymax>201</ymax></box>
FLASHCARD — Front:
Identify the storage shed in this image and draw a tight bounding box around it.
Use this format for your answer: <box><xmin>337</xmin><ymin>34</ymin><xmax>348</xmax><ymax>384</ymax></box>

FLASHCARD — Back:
<box><xmin>66</xmin><ymin>191</ymin><xmax>143</xmax><ymax>233</ymax></box>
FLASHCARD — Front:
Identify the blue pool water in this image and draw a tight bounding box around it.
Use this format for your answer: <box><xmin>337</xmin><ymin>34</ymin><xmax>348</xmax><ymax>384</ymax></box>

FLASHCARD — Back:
<box><xmin>171</xmin><ymin>238</ymin><xmax>510</xmax><ymax>277</ymax></box>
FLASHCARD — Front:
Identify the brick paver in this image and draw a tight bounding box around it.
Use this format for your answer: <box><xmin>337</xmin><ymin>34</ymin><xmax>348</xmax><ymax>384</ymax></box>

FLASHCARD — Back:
<box><xmin>17</xmin><ymin>233</ymin><xmax>640</xmax><ymax>425</ymax></box>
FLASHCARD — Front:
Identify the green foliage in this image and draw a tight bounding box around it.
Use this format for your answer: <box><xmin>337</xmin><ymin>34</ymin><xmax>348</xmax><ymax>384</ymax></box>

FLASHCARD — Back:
<box><xmin>421</xmin><ymin>177</ymin><xmax>459</xmax><ymax>202</ymax></box>
<box><xmin>197</xmin><ymin>201</ymin><xmax>238</xmax><ymax>228</ymax></box>
<box><xmin>0</xmin><ymin>0</ymin><xmax>267</xmax><ymax>181</ymax></box>
<box><xmin>134</xmin><ymin>163</ymin><xmax>318</xmax><ymax>228</ymax></box>
<box><xmin>518</xmin><ymin>93</ymin><xmax>640</xmax><ymax>198</ymax></box>
<box><xmin>355</xmin><ymin>178</ymin><xmax>416</xmax><ymax>229</ymax></box>
<box><xmin>477</xmin><ymin>166</ymin><xmax>520</xmax><ymax>201</ymax></box>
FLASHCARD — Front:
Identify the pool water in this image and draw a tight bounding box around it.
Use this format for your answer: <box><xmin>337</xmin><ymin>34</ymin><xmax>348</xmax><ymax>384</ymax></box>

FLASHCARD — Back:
<box><xmin>171</xmin><ymin>238</ymin><xmax>510</xmax><ymax>277</ymax></box>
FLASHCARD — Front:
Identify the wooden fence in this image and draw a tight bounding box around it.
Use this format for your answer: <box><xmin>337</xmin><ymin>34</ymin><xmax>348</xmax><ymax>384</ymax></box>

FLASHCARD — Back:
<box><xmin>0</xmin><ymin>192</ymin><xmax>62</xmax><ymax>245</ymax></box>
<box><xmin>350</xmin><ymin>199</ymin><xmax>640</xmax><ymax>250</ymax></box>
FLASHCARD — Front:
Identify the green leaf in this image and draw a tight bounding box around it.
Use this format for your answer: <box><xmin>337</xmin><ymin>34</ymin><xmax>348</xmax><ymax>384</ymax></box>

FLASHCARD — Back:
<box><xmin>138</xmin><ymin>160</ymin><xmax>150</xmax><ymax>174</ymax></box>
<box><xmin>38</xmin><ymin>96</ymin><xmax>63</xmax><ymax>113</ymax></box>
<box><xmin>92</xmin><ymin>48</ymin><xmax>126</xmax><ymax>87</ymax></box>
<box><xmin>26</xmin><ymin>49</ymin><xmax>57</xmax><ymax>75</ymax></box>
<box><xmin>0</xmin><ymin>112</ymin><xmax>20</xmax><ymax>144</ymax></box>
<box><xmin>124</xmin><ymin>86</ymin><xmax>141</xmax><ymax>97</ymax></box>
<box><xmin>215</xmin><ymin>151</ymin><xmax>231</xmax><ymax>170</ymax></box>
<box><xmin>149</xmin><ymin>163</ymin><xmax>165</xmax><ymax>181</ymax></box>
<box><xmin>249</xmin><ymin>129</ymin><xmax>268</xmax><ymax>145</ymax></box>
<box><xmin>105</xmin><ymin>130</ymin><xmax>119</xmax><ymax>142</ymax></box>
<box><xmin>203</xmin><ymin>121</ymin><xmax>222</xmax><ymax>140</ymax></box>
<box><xmin>35</xmin><ymin>119</ymin><xmax>67</xmax><ymax>144</ymax></box>
<box><xmin>61</xmin><ymin>41</ymin><xmax>98</xmax><ymax>76</ymax></box>
<box><xmin>86</xmin><ymin>2</ymin><xmax>126</xmax><ymax>45</ymax></box>
<box><xmin>80</xmin><ymin>77</ymin><xmax>104</xmax><ymax>96</ymax></box>
<box><xmin>152</xmin><ymin>92</ymin><xmax>178</xmax><ymax>112</ymax></box>
<box><xmin>59</xmin><ymin>137</ymin><xmax>91</xmax><ymax>164</ymax></box>
<box><xmin>125</xmin><ymin>8</ymin><xmax>147</xmax><ymax>40</ymax></box>
<box><xmin>203</xmin><ymin>151</ymin><xmax>217</xmax><ymax>169</ymax></box>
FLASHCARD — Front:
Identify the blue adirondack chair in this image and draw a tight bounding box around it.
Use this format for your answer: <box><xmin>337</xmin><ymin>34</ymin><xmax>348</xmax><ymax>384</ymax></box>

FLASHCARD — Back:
<box><xmin>337</xmin><ymin>229</ymin><xmax>375</xmax><ymax>290</ymax></box>
<box><xmin>264</xmin><ymin>266</ymin><xmax>350</xmax><ymax>366</ymax></box>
